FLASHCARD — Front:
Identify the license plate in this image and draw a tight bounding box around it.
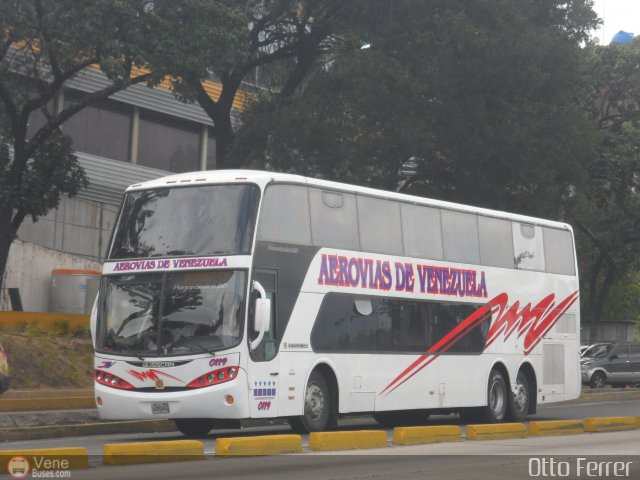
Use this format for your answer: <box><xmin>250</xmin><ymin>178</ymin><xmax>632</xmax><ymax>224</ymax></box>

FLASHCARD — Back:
<box><xmin>151</xmin><ymin>402</ymin><xmax>170</xmax><ymax>415</ymax></box>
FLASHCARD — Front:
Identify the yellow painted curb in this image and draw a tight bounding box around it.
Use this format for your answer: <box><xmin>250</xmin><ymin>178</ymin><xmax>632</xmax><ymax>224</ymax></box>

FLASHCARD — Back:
<box><xmin>393</xmin><ymin>425</ymin><xmax>462</xmax><ymax>445</ymax></box>
<box><xmin>309</xmin><ymin>430</ymin><xmax>387</xmax><ymax>451</ymax></box>
<box><xmin>215</xmin><ymin>434</ymin><xmax>303</xmax><ymax>457</ymax></box>
<box><xmin>584</xmin><ymin>416</ymin><xmax>637</xmax><ymax>433</ymax></box>
<box><xmin>0</xmin><ymin>397</ymin><xmax>95</xmax><ymax>412</ymax></box>
<box><xmin>103</xmin><ymin>440</ymin><xmax>204</xmax><ymax>465</ymax></box>
<box><xmin>466</xmin><ymin>423</ymin><xmax>527</xmax><ymax>440</ymax></box>
<box><xmin>637</xmin><ymin>416</ymin><xmax>640</xmax><ymax>428</ymax></box>
<box><xmin>0</xmin><ymin>447</ymin><xmax>88</xmax><ymax>473</ymax></box>
<box><xmin>528</xmin><ymin>420</ymin><xmax>584</xmax><ymax>437</ymax></box>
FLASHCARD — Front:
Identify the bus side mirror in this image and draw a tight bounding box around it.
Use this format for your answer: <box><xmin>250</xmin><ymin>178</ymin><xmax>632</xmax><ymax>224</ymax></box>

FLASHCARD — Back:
<box><xmin>254</xmin><ymin>297</ymin><xmax>272</xmax><ymax>334</ymax></box>
<box><xmin>90</xmin><ymin>294</ymin><xmax>98</xmax><ymax>349</ymax></box>
<box><xmin>250</xmin><ymin>280</ymin><xmax>271</xmax><ymax>350</ymax></box>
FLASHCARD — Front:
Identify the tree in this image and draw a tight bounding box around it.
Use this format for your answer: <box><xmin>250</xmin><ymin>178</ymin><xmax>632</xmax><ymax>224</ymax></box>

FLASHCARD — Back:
<box><xmin>0</xmin><ymin>0</ymin><xmax>246</xmax><ymax>294</ymax></box>
<box><xmin>232</xmin><ymin>0</ymin><xmax>599</xmax><ymax>218</ymax></box>
<box><xmin>567</xmin><ymin>39</ymin><xmax>640</xmax><ymax>341</ymax></box>
<box><xmin>148</xmin><ymin>0</ymin><xmax>347</xmax><ymax>167</ymax></box>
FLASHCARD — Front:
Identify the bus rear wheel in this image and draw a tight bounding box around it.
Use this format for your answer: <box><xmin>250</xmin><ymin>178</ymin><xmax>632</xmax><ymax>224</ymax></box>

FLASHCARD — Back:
<box><xmin>507</xmin><ymin>371</ymin><xmax>530</xmax><ymax>422</ymax></box>
<box><xmin>289</xmin><ymin>370</ymin><xmax>336</xmax><ymax>433</ymax></box>
<box><xmin>174</xmin><ymin>418</ymin><xmax>216</xmax><ymax>438</ymax></box>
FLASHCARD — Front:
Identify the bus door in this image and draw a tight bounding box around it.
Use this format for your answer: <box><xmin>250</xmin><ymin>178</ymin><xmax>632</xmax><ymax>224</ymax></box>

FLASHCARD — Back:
<box><xmin>248</xmin><ymin>269</ymin><xmax>279</xmax><ymax>417</ymax></box>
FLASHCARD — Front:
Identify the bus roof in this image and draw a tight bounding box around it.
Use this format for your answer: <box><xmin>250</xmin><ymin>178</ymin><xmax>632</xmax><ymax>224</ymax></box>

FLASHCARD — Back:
<box><xmin>126</xmin><ymin>169</ymin><xmax>573</xmax><ymax>231</ymax></box>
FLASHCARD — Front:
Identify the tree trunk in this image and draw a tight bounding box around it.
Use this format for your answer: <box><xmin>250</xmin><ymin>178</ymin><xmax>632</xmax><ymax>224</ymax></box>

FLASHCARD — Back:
<box><xmin>0</xmin><ymin>210</ymin><xmax>16</xmax><ymax>298</ymax></box>
<box><xmin>194</xmin><ymin>75</ymin><xmax>244</xmax><ymax>170</ymax></box>
<box><xmin>588</xmin><ymin>254</ymin><xmax>617</xmax><ymax>343</ymax></box>
<box><xmin>213</xmin><ymin>110</ymin><xmax>235</xmax><ymax>169</ymax></box>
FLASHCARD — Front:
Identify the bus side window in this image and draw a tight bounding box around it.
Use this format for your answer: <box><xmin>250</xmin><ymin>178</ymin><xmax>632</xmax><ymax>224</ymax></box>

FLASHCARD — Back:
<box><xmin>542</xmin><ymin>227</ymin><xmax>575</xmax><ymax>275</ymax></box>
<box><xmin>349</xmin><ymin>298</ymin><xmax>376</xmax><ymax>351</ymax></box>
<box><xmin>513</xmin><ymin>222</ymin><xmax>545</xmax><ymax>271</ymax></box>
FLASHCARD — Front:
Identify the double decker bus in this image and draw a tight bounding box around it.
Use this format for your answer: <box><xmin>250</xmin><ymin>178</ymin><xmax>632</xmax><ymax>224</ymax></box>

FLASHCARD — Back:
<box><xmin>90</xmin><ymin>170</ymin><xmax>580</xmax><ymax>436</ymax></box>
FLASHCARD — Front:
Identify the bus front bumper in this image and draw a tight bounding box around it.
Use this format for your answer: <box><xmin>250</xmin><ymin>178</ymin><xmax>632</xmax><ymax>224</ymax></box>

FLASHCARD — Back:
<box><xmin>95</xmin><ymin>370</ymin><xmax>250</xmax><ymax>420</ymax></box>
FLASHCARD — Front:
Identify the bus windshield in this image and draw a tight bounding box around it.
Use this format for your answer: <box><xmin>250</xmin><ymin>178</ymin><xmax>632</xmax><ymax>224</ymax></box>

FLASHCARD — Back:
<box><xmin>96</xmin><ymin>270</ymin><xmax>246</xmax><ymax>356</ymax></box>
<box><xmin>109</xmin><ymin>184</ymin><xmax>260</xmax><ymax>259</ymax></box>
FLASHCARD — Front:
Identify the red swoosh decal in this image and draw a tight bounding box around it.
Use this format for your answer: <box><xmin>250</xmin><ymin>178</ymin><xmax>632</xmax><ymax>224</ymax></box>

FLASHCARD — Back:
<box><xmin>380</xmin><ymin>290</ymin><xmax>579</xmax><ymax>396</ymax></box>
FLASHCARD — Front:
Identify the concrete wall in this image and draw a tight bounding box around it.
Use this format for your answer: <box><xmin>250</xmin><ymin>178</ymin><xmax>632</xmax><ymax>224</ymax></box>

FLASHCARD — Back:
<box><xmin>581</xmin><ymin>320</ymin><xmax>638</xmax><ymax>343</ymax></box>
<box><xmin>0</xmin><ymin>239</ymin><xmax>102</xmax><ymax>312</ymax></box>
<box><xmin>17</xmin><ymin>196</ymin><xmax>118</xmax><ymax>262</ymax></box>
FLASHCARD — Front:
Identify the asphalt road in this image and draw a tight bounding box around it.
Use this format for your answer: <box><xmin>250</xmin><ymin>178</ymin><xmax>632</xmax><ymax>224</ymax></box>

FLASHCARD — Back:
<box><xmin>1</xmin><ymin>398</ymin><xmax>639</xmax><ymax>456</ymax></box>
<box><xmin>21</xmin><ymin>431</ymin><xmax>640</xmax><ymax>480</ymax></box>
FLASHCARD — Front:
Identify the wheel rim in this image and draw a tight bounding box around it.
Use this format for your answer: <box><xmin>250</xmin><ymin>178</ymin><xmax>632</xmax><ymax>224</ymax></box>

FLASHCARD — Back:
<box><xmin>594</xmin><ymin>374</ymin><xmax>605</xmax><ymax>388</ymax></box>
<box><xmin>489</xmin><ymin>377</ymin><xmax>506</xmax><ymax>416</ymax></box>
<box><xmin>513</xmin><ymin>380</ymin><xmax>528</xmax><ymax>413</ymax></box>
<box><xmin>305</xmin><ymin>381</ymin><xmax>326</xmax><ymax>421</ymax></box>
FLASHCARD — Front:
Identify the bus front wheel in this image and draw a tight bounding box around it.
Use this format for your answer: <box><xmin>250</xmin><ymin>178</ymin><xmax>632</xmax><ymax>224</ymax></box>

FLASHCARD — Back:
<box><xmin>289</xmin><ymin>370</ymin><xmax>336</xmax><ymax>433</ymax></box>
<box><xmin>174</xmin><ymin>418</ymin><xmax>215</xmax><ymax>438</ymax></box>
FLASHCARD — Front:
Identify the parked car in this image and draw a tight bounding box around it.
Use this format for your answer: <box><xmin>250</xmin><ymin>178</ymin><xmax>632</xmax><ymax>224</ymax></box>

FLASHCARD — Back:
<box><xmin>581</xmin><ymin>342</ymin><xmax>640</xmax><ymax>388</ymax></box>
<box><xmin>580</xmin><ymin>342</ymin><xmax>611</xmax><ymax>359</ymax></box>
<box><xmin>0</xmin><ymin>340</ymin><xmax>10</xmax><ymax>394</ymax></box>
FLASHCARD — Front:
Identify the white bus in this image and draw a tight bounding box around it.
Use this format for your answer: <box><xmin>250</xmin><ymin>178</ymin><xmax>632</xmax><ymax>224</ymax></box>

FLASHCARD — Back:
<box><xmin>91</xmin><ymin>170</ymin><xmax>580</xmax><ymax>436</ymax></box>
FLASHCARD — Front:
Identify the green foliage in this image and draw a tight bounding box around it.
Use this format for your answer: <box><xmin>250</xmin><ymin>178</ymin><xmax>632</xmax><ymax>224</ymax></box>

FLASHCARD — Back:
<box><xmin>145</xmin><ymin>0</ymin><xmax>348</xmax><ymax>165</ymax></box>
<box><xmin>601</xmin><ymin>280</ymin><xmax>640</xmax><ymax>322</ymax></box>
<box><xmin>232</xmin><ymin>0</ymin><xmax>598</xmax><ymax>218</ymax></box>
<box><xmin>567</xmin><ymin>39</ymin><xmax>640</xmax><ymax>332</ymax></box>
<box><xmin>144</xmin><ymin>0</ymin><xmax>251</xmax><ymax>100</ymax></box>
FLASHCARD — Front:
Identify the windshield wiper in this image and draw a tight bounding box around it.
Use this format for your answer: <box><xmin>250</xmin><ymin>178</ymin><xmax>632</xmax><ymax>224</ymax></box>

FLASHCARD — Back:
<box><xmin>104</xmin><ymin>339</ymin><xmax>148</xmax><ymax>361</ymax></box>
<box><xmin>169</xmin><ymin>334</ymin><xmax>215</xmax><ymax>355</ymax></box>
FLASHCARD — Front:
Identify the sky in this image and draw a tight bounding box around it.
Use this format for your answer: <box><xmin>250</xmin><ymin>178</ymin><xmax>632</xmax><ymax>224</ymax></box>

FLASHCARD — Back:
<box><xmin>592</xmin><ymin>0</ymin><xmax>640</xmax><ymax>44</ymax></box>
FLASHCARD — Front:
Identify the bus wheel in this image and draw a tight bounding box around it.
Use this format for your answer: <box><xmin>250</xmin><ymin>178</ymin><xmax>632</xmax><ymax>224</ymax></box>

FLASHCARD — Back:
<box><xmin>289</xmin><ymin>370</ymin><xmax>335</xmax><ymax>433</ymax></box>
<box><xmin>467</xmin><ymin>369</ymin><xmax>508</xmax><ymax>423</ymax></box>
<box><xmin>589</xmin><ymin>371</ymin><xmax>606</xmax><ymax>389</ymax></box>
<box><xmin>507</xmin><ymin>371</ymin><xmax>530</xmax><ymax>422</ymax></box>
<box><xmin>174</xmin><ymin>419</ymin><xmax>215</xmax><ymax>438</ymax></box>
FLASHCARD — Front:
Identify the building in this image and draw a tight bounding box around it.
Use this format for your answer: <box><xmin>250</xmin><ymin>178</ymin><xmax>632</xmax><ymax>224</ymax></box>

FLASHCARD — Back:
<box><xmin>0</xmin><ymin>67</ymin><xmax>253</xmax><ymax>312</ymax></box>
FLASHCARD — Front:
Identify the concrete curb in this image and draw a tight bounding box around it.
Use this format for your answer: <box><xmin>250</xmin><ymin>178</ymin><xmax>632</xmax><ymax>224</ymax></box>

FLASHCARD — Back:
<box><xmin>466</xmin><ymin>423</ymin><xmax>528</xmax><ymax>440</ymax></box>
<box><xmin>584</xmin><ymin>416</ymin><xmax>637</xmax><ymax>432</ymax></box>
<box><xmin>528</xmin><ymin>420</ymin><xmax>584</xmax><ymax>436</ymax></box>
<box><xmin>103</xmin><ymin>440</ymin><xmax>204</xmax><ymax>465</ymax></box>
<box><xmin>215</xmin><ymin>434</ymin><xmax>303</xmax><ymax>457</ymax></box>
<box><xmin>309</xmin><ymin>430</ymin><xmax>388</xmax><ymax>451</ymax></box>
<box><xmin>0</xmin><ymin>447</ymin><xmax>88</xmax><ymax>473</ymax></box>
<box><xmin>1</xmin><ymin>416</ymin><xmax>638</xmax><ymax>464</ymax></box>
<box><xmin>0</xmin><ymin>419</ymin><xmax>176</xmax><ymax>441</ymax></box>
<box><xmin>393</xmin><ymin>425</ymin><xmax>462</xmax><ymax>445</ymax></box>
<box><xmin>0</xmin><ymin>397</ymin><xmax>95</xmax><ymax>412</ymax></box>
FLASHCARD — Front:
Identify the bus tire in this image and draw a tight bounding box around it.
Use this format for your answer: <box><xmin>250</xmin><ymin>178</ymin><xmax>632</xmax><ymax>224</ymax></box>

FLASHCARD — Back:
<box><xmin>174</xmin><ymin>418</ymin><xmax>215</xmax><ymax>438</ymax></box>
<box><xmin>467</xmin><ymin>369</ymin><xmax>508</xmax><ymax>424</ymax></box>
<box><xmin>507</xmin><ymin>370</ymin><xmax>530</xmax><ymax>422</ymax></box>
<box><xmin>289</xmin><ymin>370</ymin><xmax>336</xmax><ymax>433</ymax></box>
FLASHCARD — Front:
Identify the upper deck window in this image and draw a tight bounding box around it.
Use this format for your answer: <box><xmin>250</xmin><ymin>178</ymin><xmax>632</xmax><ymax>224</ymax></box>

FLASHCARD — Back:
<box><xmin>109</xmin><ymin>184</ymin><xmax>260</xmax><ymax>259</ymax></box>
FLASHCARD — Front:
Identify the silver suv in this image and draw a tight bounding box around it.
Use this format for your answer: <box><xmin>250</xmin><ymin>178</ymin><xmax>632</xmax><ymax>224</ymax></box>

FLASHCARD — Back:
<box><xmin>581</xmin><ymin>342</ymin><xmax>640</xmax><ymax>388</ymax></box>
